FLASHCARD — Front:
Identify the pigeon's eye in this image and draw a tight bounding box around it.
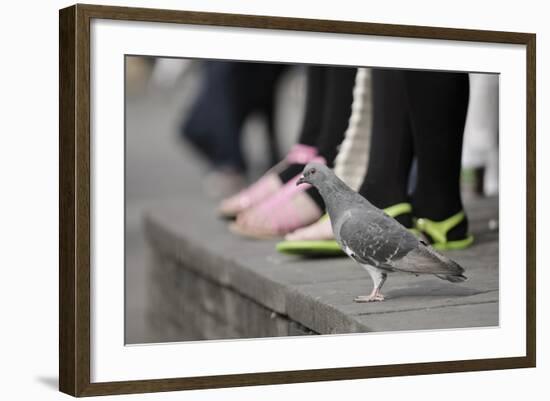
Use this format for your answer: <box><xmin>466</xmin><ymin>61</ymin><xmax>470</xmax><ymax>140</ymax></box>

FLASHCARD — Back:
<box><xmin>310</xmin><ymin>168</ymin><xmax>316</xmax><ymax>175</ymax></box>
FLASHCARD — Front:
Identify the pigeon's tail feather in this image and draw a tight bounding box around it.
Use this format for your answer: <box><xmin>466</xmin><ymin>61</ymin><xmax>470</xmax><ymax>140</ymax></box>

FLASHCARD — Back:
<box><xmin>392</xmin><ymin>243</ymin><xmax>468</xmax><ymax>279</ymax></box>
<box><xmin>436</xmin><ymin>273</ymin><xmax>467</xmax><ymax>283</ymax></box>
<box><xmin>431</xmin><ymin>250</ymin><xmax>467</xmax><ymax>282</ymax></box>
<box><xmin>432</xmin><ymin>247</ymin><xmax>466</xmax><ymax>276</ymax></box>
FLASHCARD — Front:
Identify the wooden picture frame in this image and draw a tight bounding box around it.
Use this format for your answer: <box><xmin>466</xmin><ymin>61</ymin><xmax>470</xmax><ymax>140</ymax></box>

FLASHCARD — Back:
<box><xmin>59</xmin><ymin>3</ymin><xmax>536</xmax><ymax>397</ymax></box>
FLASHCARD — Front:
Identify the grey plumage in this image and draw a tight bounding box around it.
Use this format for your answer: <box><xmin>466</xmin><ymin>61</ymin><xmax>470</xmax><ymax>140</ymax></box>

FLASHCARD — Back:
<box><xmin>297</xmin><ymin>163</ymin><xmax>466</xmax><ymax>302</ymax></box>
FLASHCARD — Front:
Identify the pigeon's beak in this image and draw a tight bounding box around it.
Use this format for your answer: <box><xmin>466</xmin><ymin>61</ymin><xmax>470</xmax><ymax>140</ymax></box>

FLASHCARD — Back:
<box><xmin>296</xmin><ymin>175</ymin><xmax>306</xmax><ymax>186</ymax></box>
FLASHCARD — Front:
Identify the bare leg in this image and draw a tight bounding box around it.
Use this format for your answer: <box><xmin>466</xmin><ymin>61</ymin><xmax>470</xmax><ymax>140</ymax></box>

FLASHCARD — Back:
<box><xmin>354</xmin><ymin>265</ymin><xmax>387</xmax><ymax>302</ymax></box>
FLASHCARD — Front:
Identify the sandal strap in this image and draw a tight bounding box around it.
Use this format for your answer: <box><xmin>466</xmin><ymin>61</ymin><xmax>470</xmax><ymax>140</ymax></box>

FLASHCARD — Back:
<box><xmin>286</xmin><ymin>144</ymin><xmax>318</xmax><ymax>165</ymax></box>
<box><xmin>432</xmin><ymin>235</ymin><xmax>474</xmax><ymax>251</ymax></box>
<box><xmin>384</xmin><ymin>203</ymin><xmax>412</xmax><ymax>218</ymax></box>
<box><xmin>415</xmin><ymin>211</ymin><xmax>466</xmax><ymax>244</ymax></box>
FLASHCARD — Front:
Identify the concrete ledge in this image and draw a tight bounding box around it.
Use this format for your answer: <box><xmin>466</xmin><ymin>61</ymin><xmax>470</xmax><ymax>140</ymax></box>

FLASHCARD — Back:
<box><xmin>144</xmin><ymin>195</ymin><xmax>499</xmax><ymax>342</ymax></box>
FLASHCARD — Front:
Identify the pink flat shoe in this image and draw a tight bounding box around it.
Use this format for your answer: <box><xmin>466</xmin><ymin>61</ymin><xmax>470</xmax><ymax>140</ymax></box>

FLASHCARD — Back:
<box><xmin>230</xmin><ymin>157</ymin><xmax>326</xmax><ymax>239</ymax></box>
<box><xmin>218</xmin><ymin>144</ymin><xmax>318</xmax><ymax>218</ymax></box>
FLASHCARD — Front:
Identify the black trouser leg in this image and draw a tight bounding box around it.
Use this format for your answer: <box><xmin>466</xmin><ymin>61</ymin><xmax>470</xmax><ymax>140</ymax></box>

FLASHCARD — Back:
<box><xmin>297</xmin><ymin>66</ymin><xmax>326</xmax><ymax>146</ymax></box>
<box><xmin>278</xmin><ymin>66</ymin><xmax>325</xmax><ymax>184</ymax></box>
<box><xmin>280</xmin><ymin>66</ymin><xmax>355</xmax><ymax>182</ymax></box>
<box><xmin>315</xmin><ymin>67</ymin><xmax>357</xmax><ymax>167</ymax></box>
<box><xmin>404</xmin><ymin>71</ymin><xmax>469</xmax><ymax>224</ymax></box>
<box><xmin>358</xmin><ymin>69</ymin><xmax>414</xmax><ymax>226</ymax></box>
<box><xmin>279</xmin><ymin>66</ymin><xmax>356</xmax><ymax>212</ymax></box>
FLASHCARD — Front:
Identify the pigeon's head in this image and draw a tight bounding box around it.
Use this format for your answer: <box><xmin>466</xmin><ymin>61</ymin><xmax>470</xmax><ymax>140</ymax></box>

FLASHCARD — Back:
<box><xmin>296</xmin><ymin>163</ymin><xmax>332</xmax><ymax>188</ymax></box>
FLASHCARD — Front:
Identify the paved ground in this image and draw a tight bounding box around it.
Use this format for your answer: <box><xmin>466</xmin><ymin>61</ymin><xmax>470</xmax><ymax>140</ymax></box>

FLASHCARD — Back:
<box><xmin>125</xmin><ymin>59</ymin><xmax>498</xmax><ymax>343</ymax></box>
<box><xmin>144</xmin><ymin>194</ymin><xmax>498</xmax><ymax>340</ymax></box>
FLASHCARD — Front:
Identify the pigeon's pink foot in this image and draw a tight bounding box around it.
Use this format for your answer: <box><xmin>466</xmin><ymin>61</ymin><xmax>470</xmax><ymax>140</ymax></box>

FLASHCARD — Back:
<box><xmin>284</xmin><ymin>215</ymin><xmax>334</xmax><ymax>241</ymax></box>
<box><xmin>354</xmin><ymin>291</ymin><xmax>385</xmax><ymax>303</ymax></box>
<box><xmin>218</xmin><ymin>144</ymin><xmax>318</xmax><ymax>218</ymax></box>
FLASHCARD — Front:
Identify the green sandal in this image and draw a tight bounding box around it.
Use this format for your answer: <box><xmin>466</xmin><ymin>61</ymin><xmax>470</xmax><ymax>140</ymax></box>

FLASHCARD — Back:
<box><xmin>276</xmin><ymin>203</ymin><xmax>415</xmax><ymax>256</ymax></box>
<box><xmin>414</xmin><ymin>211</ymin><xmax>474</xmax><ymax>251</ymax></box>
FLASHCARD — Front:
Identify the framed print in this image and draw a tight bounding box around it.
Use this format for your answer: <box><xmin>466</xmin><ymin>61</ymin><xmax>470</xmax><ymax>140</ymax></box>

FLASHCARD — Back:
<box><xmin>59</xmin><ymin>3</ymin><xmax>536</xmax><ymax>397</ymax></box>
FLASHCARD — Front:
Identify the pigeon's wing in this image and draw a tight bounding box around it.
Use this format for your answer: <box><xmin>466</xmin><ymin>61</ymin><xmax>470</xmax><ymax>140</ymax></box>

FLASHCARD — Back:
<box><xmin>338</xmin><ymin>209</ymin><xmax>465</xmax><ymax>277</ymax></box>
<box><xmin>389</xmin><ymin>243</ymin><xmax>466</xmax><ymax>277</ymax></box>
<box><xmin>337</xmin><ymin>209</ymin><xmax>418</xmax><ymax>270</ymax></box>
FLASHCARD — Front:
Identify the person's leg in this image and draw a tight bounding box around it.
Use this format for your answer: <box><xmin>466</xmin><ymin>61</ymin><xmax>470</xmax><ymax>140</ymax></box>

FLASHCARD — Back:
<box><xmin>237</xmin><ymin>62</ymin><xmax>287</xmax><ymax>167</ymax></box>
<box><xmin>333</xmin><ymin>67</ymin><xmax>372</xmax><ymax>192</ymax></box>
<box><xmin>297</xmin><ymin>66</ymin><xmax>326</xmax><ymax>146</ymax></box>
<box><xmin>277</xmin><ymin>66</ymin><xmax>326</xmax><ymax>182</ymax></box>
<box><xmin>461</xmin><ymin>73</ymin><xmax>499</xmax><ymax>196</ymax></box>
<box><xmin>278</xmin><ymin>66</ymin><xmax>356</xmax><ymax>211</ymax></box>
<box><xmin>357</xmin><ymin>69</ymin><xmax>414</xmax><ymax>227</ymax></box>
<box><xmin>232</xmin><ymin>66</ymin><xmax>358</xmax><ymax>237</ymax></box>
<box><xmin>283</xmin><ymin>68</ymin><xmax>372</xmax><ymax>244</ymax></box>
<box><xmin>226</xmin><ymin>66</ymin><xmax>357</xmax><ymax>237</ymax></box>
<box><xmin>279</xmin><ymin>66</ymin><xmax>356</xmax><ymax>181</ymax></box>
<box><xmin>219</xmin><ymin>65</ymin><xmax>322</xmax><ymax>217</ymax></box>
<box><xmin>404</xmin><ymin>70</ymin><xmax>470</xmax><ymax>243</ymax></box>
<box><xmin>316</xmin><ymin>67</ymin><xmax>357</xmax><ymax>166</ymax></box>
<box><xmin>183</xmin><ymin>61</ymin><xmax>247</xmax><ymax>172</ymax></box>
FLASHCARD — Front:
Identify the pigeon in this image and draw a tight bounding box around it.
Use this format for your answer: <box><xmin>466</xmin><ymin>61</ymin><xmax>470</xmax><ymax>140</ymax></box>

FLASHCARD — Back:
<box><xmin>296</xmin><ymin>163</ymin><xmax>467</xmax><ymax>302</ymax></box>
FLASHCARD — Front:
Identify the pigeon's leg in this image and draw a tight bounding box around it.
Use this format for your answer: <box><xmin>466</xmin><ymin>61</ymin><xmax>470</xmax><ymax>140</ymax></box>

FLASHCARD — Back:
<box><xmin>355</xmin><ymin>265</ymin><xmax>387</xmax><ymax>302</ymax></box>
